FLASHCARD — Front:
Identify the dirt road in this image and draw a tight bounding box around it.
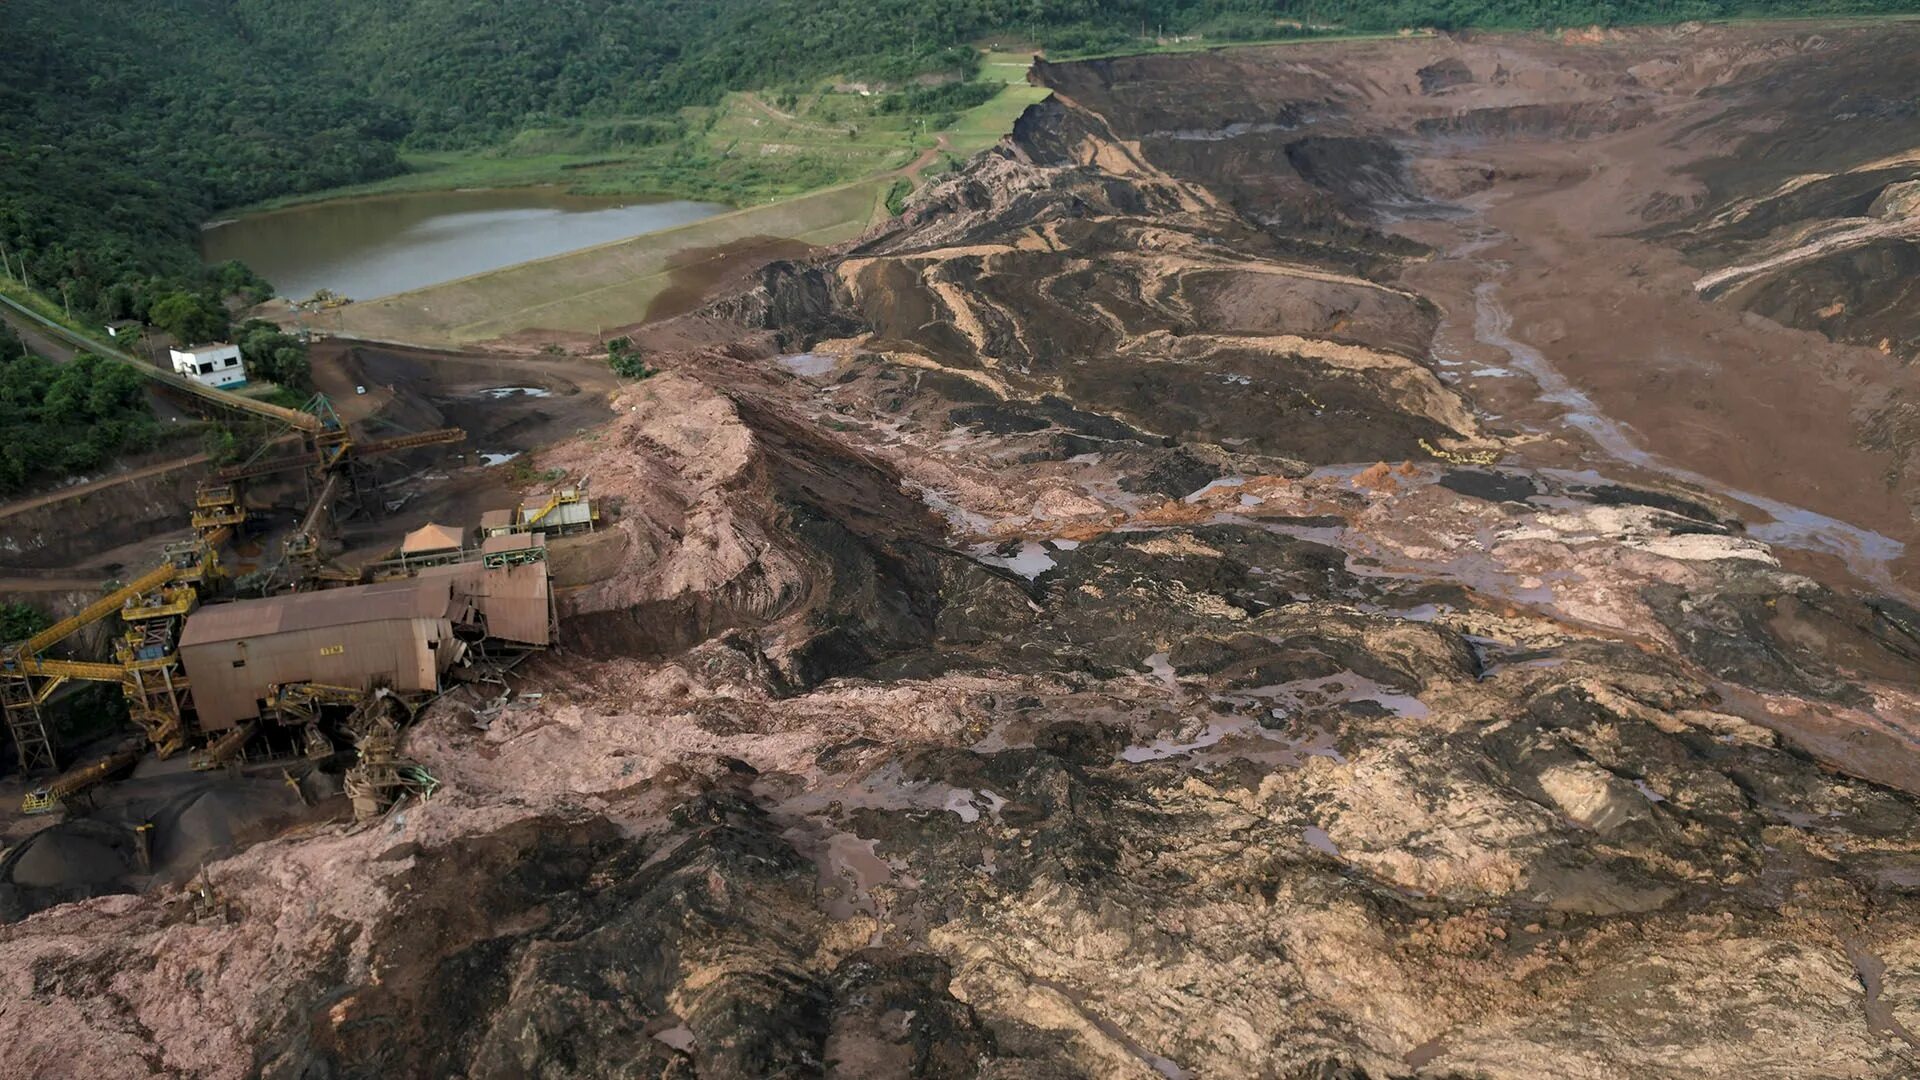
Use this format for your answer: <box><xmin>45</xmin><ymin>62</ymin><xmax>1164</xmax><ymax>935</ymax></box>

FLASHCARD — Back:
<box><xmin>0</xmin><ymin>452</ymin><xmax>209</xmax><ymax>523</ymax></box>
<box><xmin>0</xmin><ymin>305</ymin><xmax>192</xmax><ymax>423</ymax></box>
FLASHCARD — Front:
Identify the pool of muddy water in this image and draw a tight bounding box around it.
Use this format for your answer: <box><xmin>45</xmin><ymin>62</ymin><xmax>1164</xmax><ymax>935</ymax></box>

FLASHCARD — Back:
<box><xmin>202</xmin><ymin>189</ymin><xmax>724</xmax><ymax>301</ymax></box>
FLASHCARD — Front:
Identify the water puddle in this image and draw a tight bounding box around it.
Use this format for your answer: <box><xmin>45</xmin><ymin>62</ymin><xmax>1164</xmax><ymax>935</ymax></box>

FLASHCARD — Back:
<box><xmin>1236</xmin><ymin>672</ymin><xmax>1429</xmax><ymax>720</ymax></box>
<box><xmin>1142</xmin><ymin>651</ymin><xmax>1180</xmax><ymax>693</ymax></box>
<box><xmin>1119</xmin><ymin>719</ymin><xmax>1231</xmax><ymax>762</ymax></box>
<box><xmin>1302</xmin><ymin>825</ymin><xmax>1341</xmax><ymax>858</ymax></box>
<box><xmin>477</xmin><ymin>386</ymin><xmax>551</xmax><ymax>399</ymax></box>
<box><xmin>1117</xmin><ymin>714</ymin><xmax>1345</xmax><ymax>770</ymax></box>
<box><xmin>478</xmin><ymin>451</ymin><xmax>521</xmax><ymax>466</ymax></box>
<box><xmin>1024</xmin><ymin>973</ymin><xmax>1191</xmax><ymax>1080</ymax></box>
<box><xmin>777</xmin><ymin>763</ymin><xmax>1009</xmax><ymax>840</ymax></box>
<box><xmin>777</xmin><ymin>352</ymin><xmax>838</xmax><ymax>378</ymax></box>
<box><xmin>974</xmin><ymin>540</ymin><xmax>1057</xmax><ymax>579</ymax></box>
<box><xmin>909</xmin><ymin>483</ymin><xmax>996</xmax><ymax>537</ymax></box>
<box><xmin>1183</xmin><ymin>476</ymin><xmax>1245</xmax><ymax>503</ymax></box>
<box><xmin>820</xmin><ymin>832</ymin><xmax>892</xmax><ymax>918</ymax></box>
<box><xmin>1846</xmin><ymin>942</ymin><xmax>1920</xmax><ymax>1049</ymax></box>
<box><xmin>652</xmin><ymin>1023</ymin><xmax>696</xmax><ymax>1052</ymax></box>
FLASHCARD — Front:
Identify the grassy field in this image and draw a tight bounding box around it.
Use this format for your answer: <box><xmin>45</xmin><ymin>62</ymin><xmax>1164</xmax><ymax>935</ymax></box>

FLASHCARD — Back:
<box><xmin>253</xmin><ymin>51</ymin><xmax>1041</xmax><ymax>214</ymax></box>
<box><xmin>302</xmin><ymin>50</ymin><xmax>1047</xmax><ymax>345</ymax></box>
<box><xmin>948</xmin><ymin>55</ymin><xmax>1053</xmax><ymax>156</ymax></box>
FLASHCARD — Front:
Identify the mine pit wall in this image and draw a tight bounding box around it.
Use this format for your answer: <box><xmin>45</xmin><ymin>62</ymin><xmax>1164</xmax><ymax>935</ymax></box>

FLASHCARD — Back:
<box><xmin>0</xmin><ymin>463</ymin><xmax>208</xmax><ymax>570</ymax></box>
<box><xmin>1028</xmin><ymin>44</ymin><xmax>1661</xmax><ymax>238</ymax></box>
<box><xmin>540</xmin><ymin>369</ymin><xmax>955</xmax><ymax>688</ymax></box>
<box><xmin>562</xmin><ymin>583</ymin><xmax>798</xmax><ymax>662</ymax></box>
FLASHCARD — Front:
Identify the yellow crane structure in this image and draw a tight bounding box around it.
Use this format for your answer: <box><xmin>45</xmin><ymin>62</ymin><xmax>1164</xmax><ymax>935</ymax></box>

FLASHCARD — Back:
<box><xmin>522</xmin><ymin>491</ymin><xmax>567</xmax><ymax>528</ymax></box>
<box><xmin>0</xmin><ymin>297</ymin><xmax>468</xmax><ymax>772</ymax></box>
<box><xmin>20</xmin><ymin>747</ymin><xmax>143</xmax><ymax>814</ymax></box>
<box><xmin>222</xmin><ymin>423</ymin><xmax>465</xmax><ymax>584</ymax></box>
<box><xmin>0</xmin><ymin>545</ymin><xmax>217</xmax><ymax>769</ymax></box>
<box><xmin>513</xmin><ymin>487</ymin><xmax>597</xmax><ymax>535</ymax></box>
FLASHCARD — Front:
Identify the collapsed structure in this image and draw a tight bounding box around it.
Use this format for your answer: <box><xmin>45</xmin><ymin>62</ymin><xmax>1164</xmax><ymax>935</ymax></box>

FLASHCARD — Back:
<box><xmin>178</xmin><ymin>578</ymin><xmax>466</xmax><ymax>731</ymax></box>
<box><xmin>2</xmin><ymin>528</ymin><xmax>550</xmax><ymax>797</ymax></box>
<box><xmin>0</xmin><ymin>364</ymin><xmax>551</xmax><ymax>814</ymax></box>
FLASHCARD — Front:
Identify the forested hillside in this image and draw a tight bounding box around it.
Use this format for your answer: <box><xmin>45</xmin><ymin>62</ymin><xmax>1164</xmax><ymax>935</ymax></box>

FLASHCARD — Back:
<box><xmin>2</xmin><ymin>0</ymin><xmax>1914</xmax><ymax>329</ymax></box>
<box><xmin>0</xmin><ymin>1</ymin><xmax>405</xmax><ymax>323</ymax></box>
<box><xmin>0</xmin><ymin>324</ymin><xmax>159</xmax><ymax>494</ymax></box>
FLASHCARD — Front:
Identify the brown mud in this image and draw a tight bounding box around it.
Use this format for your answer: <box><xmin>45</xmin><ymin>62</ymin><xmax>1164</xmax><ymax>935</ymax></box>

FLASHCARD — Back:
<box><xmin>5</xmin><ymin>22</ymin><xmax>1920</xmax><ymax>1080</ymax></box>
<box><xmin>642</xmin><ymin>235</ymin><xmax>819</xmax><ymax>323</ymax></box>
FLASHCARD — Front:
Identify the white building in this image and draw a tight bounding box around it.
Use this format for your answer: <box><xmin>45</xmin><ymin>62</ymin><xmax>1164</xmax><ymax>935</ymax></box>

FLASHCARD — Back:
<box><xmin>168</xmin><ymin>343</ymin><xmax>247</xmax><ymax>389</ymax></box>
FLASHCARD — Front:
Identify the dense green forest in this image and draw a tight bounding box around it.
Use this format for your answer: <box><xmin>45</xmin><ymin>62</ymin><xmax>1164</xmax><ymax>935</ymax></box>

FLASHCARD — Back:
<box><xmin>0</xmin><ymin>324</ymin><xmax>159</xmax><ymax>494</ymax></box>
<box><xmin>3</xmin><ymin>0</ymin><xmax>1916</xmax><ymax>329</ymax></box>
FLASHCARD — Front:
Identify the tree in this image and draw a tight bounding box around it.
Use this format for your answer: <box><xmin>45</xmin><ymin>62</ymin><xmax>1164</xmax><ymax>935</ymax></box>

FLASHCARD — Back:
<box><xmin>0</xmin><ymin>602</ymin><xmax>52</xmax><ymax>643</ymax></box>
<box><xmin>148</xmin><ymin>291</ymin><xmax>229</xmax><ymax>345</ymax></box>
<box><xmin>606</xmin><ymin>336</ymin><xmax>653</xmax><ymax>379</ymax></box>
<box><xmin>212</xmin><ymin>260</ymin><xmax>276</xmax><ymax>305</ymax></box>
<box><xmin>236</xmin><ymin>319</ymin><xmax>311</xmax><ymax>388</ymax></box>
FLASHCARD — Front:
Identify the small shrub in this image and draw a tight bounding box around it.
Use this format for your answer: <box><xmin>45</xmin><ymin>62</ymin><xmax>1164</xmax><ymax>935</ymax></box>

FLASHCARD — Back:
<box><xmin>606</xmin><ymin>336</ymin><xmax>655</xmax><ymax>379</ymax></box>
<box><xmin>884</xmin><ymin>178</ymin><xmax>914</xmax><ymax>216</ymax></box>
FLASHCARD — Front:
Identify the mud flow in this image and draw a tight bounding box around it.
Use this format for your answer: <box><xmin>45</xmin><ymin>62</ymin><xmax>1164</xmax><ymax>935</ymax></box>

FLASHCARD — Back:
<box><xmin>8</xmin><ymin>22</ymin><xmax>1920</xmax><ymax>1080</ymax></box>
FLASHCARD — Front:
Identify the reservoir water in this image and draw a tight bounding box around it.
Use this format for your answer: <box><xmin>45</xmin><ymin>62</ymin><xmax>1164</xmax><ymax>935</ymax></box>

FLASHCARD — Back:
<box><xmin>200</xmin><ymin>189</ymin><xmax>726</xmax><ymax>302</ymax></box>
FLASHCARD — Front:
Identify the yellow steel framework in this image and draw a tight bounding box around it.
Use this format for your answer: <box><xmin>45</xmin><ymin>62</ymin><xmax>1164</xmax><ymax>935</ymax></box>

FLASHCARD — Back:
<box><xmin>522</xmin><ymin>491</ymin><xmax>566</xmax><ymax>528</ymax></box>
<box><xmin>0</xmin><ymin>298</ymin><xmax>466</xmax><ymax>774</ymax></box>
<box><xmin>191</xmin><ymin>482</ymin><xmax>247</xmax><ymax>532</ymax></box>
<box><xmin>518</xmin><ymin>488</ymin><xmax>596</xmax><ymax>534</ymax></box>
<box><xmin>190</xmin><ymin>722</ymin><xmax>256</xmax><ymax>771</ymax></box>
<box><xmin>122</xmin><ymin>585</ymin><xmax>197</xmax><ymax>624</ymax></box>
<box><xmin>22</xmin><ymin>748</ymin><xmax>142</xmax><ymax>814</ymax></box>
<box><xmin>0</xmin><ymin>540</ymin><xmax>222</xmax><ymax>769</ymax></box>
<box><xmin>14</xmin><ymin>563</ymin><xmax>175</xmax><ymax>659</ymax></box>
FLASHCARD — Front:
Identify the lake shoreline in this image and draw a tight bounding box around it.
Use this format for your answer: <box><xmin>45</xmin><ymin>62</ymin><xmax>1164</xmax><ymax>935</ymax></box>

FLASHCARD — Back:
<box><xmin>201</xmin><ymin>189</ymin><xmax>727</xmax><ymax>303</ymax></box>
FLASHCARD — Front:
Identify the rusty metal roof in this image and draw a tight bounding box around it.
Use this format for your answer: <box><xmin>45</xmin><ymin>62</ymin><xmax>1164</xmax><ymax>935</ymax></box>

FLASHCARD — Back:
<box><xmin>401</xmin><ymin>522</ymin><xmax>465</xmax><ymax>554</ymax></box>
<box><xmin>180</xmin><ymin>578</ymin><xmax>455</xmax><ymax>647</ymax></box>
<box><xmin>413</xmin><ymin>560</ymin><xmax>550</xmax><ymax>646</ymax></box>
<box><xmin>480</xmin><ymin>509</ymin><xmax>514</xmax><ymax>530</ymax></box>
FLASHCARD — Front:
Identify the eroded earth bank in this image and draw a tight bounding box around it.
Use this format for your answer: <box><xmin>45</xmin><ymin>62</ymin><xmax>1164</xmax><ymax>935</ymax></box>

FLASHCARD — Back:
<box><xmin>8</xmin><ymin>22</ymin><xmax>1920</xmax><ymax>1079</ymax></box>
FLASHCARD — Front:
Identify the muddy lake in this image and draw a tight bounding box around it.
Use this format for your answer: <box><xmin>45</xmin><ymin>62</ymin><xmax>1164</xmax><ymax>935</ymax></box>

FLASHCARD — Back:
<box><xmin>200</xmin><ymin>189</ymin><xmax>725</xmax><ymax>302</ymax></box>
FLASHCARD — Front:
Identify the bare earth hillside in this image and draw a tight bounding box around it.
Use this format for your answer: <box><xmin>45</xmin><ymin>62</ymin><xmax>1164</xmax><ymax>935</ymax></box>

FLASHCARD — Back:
<box><xmin>5</xmin><ymin>22</ymin><xmax>1920</xmax><ymax>1079</ymax></box>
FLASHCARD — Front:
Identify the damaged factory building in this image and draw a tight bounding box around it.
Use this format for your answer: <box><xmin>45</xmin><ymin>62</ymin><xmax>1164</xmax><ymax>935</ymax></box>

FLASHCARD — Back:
<box><xmin>169</xmin><ymin>535</ymin><xmax>552</xmax><ymax>814</ymax></box>
<box><xmin>180</xmin><ymin>544</ymin><xmax>551</xmax><ymax>727</ymax></box>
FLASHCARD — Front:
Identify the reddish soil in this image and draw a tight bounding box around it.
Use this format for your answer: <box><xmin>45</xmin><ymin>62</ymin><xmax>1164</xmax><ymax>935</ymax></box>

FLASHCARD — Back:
<box><xmin>1395</xmin><ymin>128</ymin><xmax>1920</xmax><ymax>590</ymax></box>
